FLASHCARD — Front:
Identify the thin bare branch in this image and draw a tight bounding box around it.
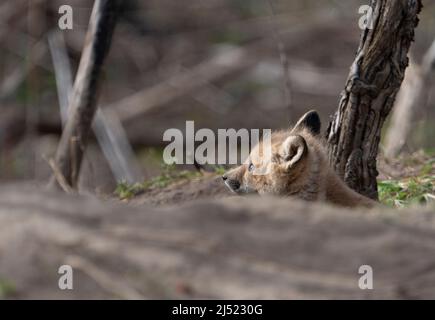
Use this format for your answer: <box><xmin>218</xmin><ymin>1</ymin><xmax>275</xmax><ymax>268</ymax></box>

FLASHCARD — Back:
<box><xmin>49</xmin><ymin>0</ymin><xmax>123</xmax><ymax>190</ymax></box>
<box><xmin>48</xmin><ymin>30</ymin><xmax>142</xmax><ymax>184</ymax></box>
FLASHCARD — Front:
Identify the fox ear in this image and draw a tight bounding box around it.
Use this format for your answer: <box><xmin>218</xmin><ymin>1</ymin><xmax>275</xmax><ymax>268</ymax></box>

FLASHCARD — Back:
<box><xmin>291</xmin><ymin>110</ymin><xmax>321</xmax><ymax>135</ymax></box>
<box><xmin>279</xmin><ymin>135</ymin><xmax>307</xmax><ymax>170</ymax></box>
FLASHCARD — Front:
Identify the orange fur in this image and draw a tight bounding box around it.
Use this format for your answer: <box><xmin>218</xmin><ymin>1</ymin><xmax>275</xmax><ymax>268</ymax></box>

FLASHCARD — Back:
<box><xmin>222</xmin><ymin>111</ymin><xmax>376</xmax><ymax>208</ymax></box>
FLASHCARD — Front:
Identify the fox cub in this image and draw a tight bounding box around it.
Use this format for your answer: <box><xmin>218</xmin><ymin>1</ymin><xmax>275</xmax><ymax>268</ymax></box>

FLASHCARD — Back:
<box><xmin>222</xmin><ymin>110</ymin><xmax>376</xmax><ymax>208</ymax></box>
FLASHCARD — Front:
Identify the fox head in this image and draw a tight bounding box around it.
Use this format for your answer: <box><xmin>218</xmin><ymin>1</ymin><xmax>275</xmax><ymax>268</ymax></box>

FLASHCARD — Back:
<box><xmin>222</xmin><ymin>110</ymin><xmax>322</xmax><ymax>196</ymax></box>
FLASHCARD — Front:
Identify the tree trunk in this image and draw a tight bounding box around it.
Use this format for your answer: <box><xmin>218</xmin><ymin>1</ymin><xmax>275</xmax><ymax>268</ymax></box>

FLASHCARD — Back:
<box><xmin>49</xmin><ymin>0</ymin><xmax>122</xmax><ymax>190</ymax></box>
<box><xmin>384</xmin><ymin>38</ymin><xmax>435</xmax><ymax>158</ymax></box>
<box><xmin>326</xmin><ymin>0</ymin><xmax>422</xmax><ymax>200</ymax></box>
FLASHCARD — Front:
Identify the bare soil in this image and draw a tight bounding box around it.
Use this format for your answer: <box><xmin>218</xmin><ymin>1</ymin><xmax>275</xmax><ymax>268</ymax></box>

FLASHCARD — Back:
<box><xmin>130</xmin><ymin>174</ymin><xmax>229</xmax><ymax>206</ymax></box>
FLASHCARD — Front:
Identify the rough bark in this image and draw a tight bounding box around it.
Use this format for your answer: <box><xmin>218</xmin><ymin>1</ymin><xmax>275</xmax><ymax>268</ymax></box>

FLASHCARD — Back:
<box><xmin>1</xmin><ymin>185</ymin><xmax>435</xmax><ymax>299</ymax></box>
<box><xmin>49</xmin><ymin>0</ymin><xmax>122</xmax><ymax>189</ymax></box>
<box><xmin>326</xmin><ymin>0</ymin><xmax>422</xmax><ymax>200</ymax></box>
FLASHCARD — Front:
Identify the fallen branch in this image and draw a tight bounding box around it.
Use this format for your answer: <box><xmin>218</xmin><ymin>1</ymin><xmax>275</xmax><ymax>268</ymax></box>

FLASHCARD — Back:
<box><xmin>111</xmin><ymin>46</ymin><xmax>256</xmax><ymax>122</ymax></box>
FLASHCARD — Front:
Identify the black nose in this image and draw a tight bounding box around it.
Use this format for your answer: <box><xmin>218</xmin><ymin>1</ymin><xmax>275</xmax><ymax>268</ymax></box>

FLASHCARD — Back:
<box><xmin>222</xmin><ymin>175</ymin><xmax>227</xmax><ymax>181</ymax></box>
<box><xmin>230</xmin><ymin>181</ymin><xmax>241</xmax><ymax>190</ymax></box>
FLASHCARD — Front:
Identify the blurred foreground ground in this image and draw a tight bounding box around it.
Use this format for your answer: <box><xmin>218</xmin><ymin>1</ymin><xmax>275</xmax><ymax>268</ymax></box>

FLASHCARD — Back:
<box><xmin>1</xmin><ymin>184</ymin><xmax>435</xmax><ymax>299</ymax></box>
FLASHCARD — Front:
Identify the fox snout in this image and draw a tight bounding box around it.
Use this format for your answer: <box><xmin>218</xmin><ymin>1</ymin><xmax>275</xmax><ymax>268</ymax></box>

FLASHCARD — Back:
<box><xmin>222</xmin><ymin>174</ymin><xmax>241</xmax><ymax>193</ymax></box>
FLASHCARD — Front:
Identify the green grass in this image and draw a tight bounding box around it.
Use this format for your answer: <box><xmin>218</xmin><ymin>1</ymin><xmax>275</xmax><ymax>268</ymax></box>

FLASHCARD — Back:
<box><xmin>115</xmin><ymin>182</ymin><xmax>145</xmax><ymax>200</ymax></box>
<box><xmin>378</xmin><ymin>176</ymin><xmax>435</xmax><ymax>207</ymax></box>
<box><xmin>210</xmin><ymin>30</ymin><xmax>246</xmax><ymax>45</ymax></box>
<box><xmin>212</xmin><ymin>165</ymin><xmax>227</xmax><ymax>175</ymax></box>
<box><xmin>423</xmin><ymin>147</ymin><xmax>435</xmax><ymax>157</ymax></box>
<box><xmin>114</xmin><ymin>163</ymin><xmax>229</xmax><ymax>200</ymax></box>
<box><xmin>420</xmin><ymin>158</ymin><xmax>435</xmax><ymax>175</ymax></box>
<box><xmin>0</xmin><ymin>278</ymin><xmax>15</xmax><ymax>298</ymax></box>
<box><xmin>115</xmin><ymin>164</ymin><xmax>201</xmax><ymax>200</ymax></box>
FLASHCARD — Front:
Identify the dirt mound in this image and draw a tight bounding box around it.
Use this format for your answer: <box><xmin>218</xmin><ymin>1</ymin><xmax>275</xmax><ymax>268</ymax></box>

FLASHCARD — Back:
<box><xmin>1</xmin><ymin>185</ymin><xmax>435</xmax><ymax>299</ymax></box>
<box><xmin>130</xmin><ymin>174</ymin><xmax>230</xmax><ymax>206</ymax></box>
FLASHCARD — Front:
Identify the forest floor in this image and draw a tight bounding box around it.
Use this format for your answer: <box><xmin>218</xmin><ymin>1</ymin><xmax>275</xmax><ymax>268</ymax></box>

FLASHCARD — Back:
<box><xmin>113</xmin><ymin>150</ymin><xmax>435</xmax><ymax>209</ymax></box>
<box><xmin>130</xmin><ymin>173</ymin><xmax>228</xmax><ymax>207</ymax></box>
